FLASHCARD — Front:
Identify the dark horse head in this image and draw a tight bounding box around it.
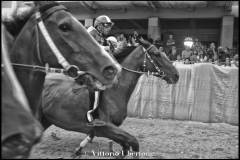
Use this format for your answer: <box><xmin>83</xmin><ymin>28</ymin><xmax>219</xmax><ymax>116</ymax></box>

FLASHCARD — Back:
<box><xmin>116</xmin><ymin>38</ymin><xmax>179</xmax><ymax>84</ymax></box>
<box><xmin>1</xmin><ymin>25</ymin><xmax>43</xmax><ymax>159</ymax></box>
<box><xmin>138</xmin><ymin>38</ymin><xmax>179</xmax><ymax>83</ymax></box>
<box><xmin>6</xmin><ymin>1</ymin><xmax>121</xmax><ymax>88</ymax></box>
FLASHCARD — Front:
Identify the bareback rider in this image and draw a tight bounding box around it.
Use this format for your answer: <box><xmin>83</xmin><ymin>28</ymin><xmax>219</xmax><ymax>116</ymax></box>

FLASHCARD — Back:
<box><xmin>86</xmin><ymin>15</ymin><xmax>114</xmax><ymax>126</ymax></box>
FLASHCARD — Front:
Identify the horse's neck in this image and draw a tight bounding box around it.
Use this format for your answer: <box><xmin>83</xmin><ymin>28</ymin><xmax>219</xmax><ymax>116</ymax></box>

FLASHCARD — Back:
<box><xmin>10</xmin><ymin>21</ymin><xmax>46</xmax><ymax>116</ymax></box>
<box><xmin>118</xmin><ymin>46</ymin><xmax>145</xmax><ymax>99</ymax></box>
<box><xmin>100</xmin><ymin>47</ymin><xmax>145</xmax><ymax>125</ymax></box>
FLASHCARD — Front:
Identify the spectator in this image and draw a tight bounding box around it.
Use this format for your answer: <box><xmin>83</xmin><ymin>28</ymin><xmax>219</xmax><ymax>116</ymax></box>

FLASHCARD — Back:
<box><xmin>154</xmin><ymin>38</ymin><xmax>163</xmax><ymax>49</ymax></box>
<box><xmin>116</xmin><ymin>34</ymin><xmax>121</xmax><ymax>42</ymax></box>
<box><xmin>224</xmin><ymin>47</ymin><xmax>231</xmax><ymax>58</ymax></box>
<box><xmin>159</xmin><ymin>46</ymin><xmax>167</xmax><ymax>57</ymax></box>
<box><xmin>190</xmin><ymin>50</ymin><xmax>199</xmax><ymax>63</ymax></box>
<box><xmin>132</xmin><ymin>30</ymin><xmax>139</xmax><ymax>41</ymax></box>
<box><xmin>126</xmin><ymin>35</ymin><xmax>132</xmax><ymax>46</ymax></box>
<box><xmin>132</xmin><ymin>30</ymin><xmax>139</xmax><ymax>40</ymax></box>
<box><xmin>217</xmin><ymin>46</ymin><xmax>226</xmax><ymax>64</ymax></box>
<box><xmin>129</xmin><ymin>31</ymin><xmax>140</xmax><ymax>46</ymax></box>
<box><xmin>119</xmin><ymin>33</ymin><xmax>125</xmax><ymax>41</ymax></box>
<box><xmin>192</xmin><ymin>39</ymin><xmax>204</xmax><ymax>62</ymax></box>
<box><xmin>198</xmin><ymin>45</ymin><xmax>205</xmax><ymax>62</ymax></box>
<box><xmin>225</xmin><ymin>57</ymin><xmax>231</xmax><ymax>67</ymax></box>
<box><xmin>182</xmin><ymin>46</ymin><xmax>192</xmax><ymax>61</ymax></box>
<box><xmin>184</xmin><ymin>58</ymin><xmax>190</xmax><ymax>64</ymax></box>
<box><xmin>168</xmin><ymin>46</ymin><xmax>178</xmax><ymax>61</ymax></box>
<box><xmin>166</xmin><ymin>34</ymin><xmax>176</xmax><ymax>55</ymax></box>
<box><xmin>117</xmin><ymin>33</ymin><xmax>128</xmax><ymax>48</ymax></box>
<box><xmin>203</xmin><ymin>55</ymin><xmax>208</xmax><ymax>62</ymax></box>
<box><xmin>207</xmin><ymin>42</ymin><xmax>217</xmax><ymax>62</ymax></box>
<box><xmin>193</xmin><ymin>38</ymin><xmax>201</xmax><ymax>50</ymax></box>
<box><xmin>233</xmin><ymin>54</ymin><xmax>239</xmax><ymax>67</ymax></box>
<box><xmin>111</xmin><ymin>33</ymin><xmax>128</xmax><ymax>56</ymax></box>
<box><xmin>176</xmin><ymin>54</ymin><xmax>182</xmax><ymax>62</ymax></box>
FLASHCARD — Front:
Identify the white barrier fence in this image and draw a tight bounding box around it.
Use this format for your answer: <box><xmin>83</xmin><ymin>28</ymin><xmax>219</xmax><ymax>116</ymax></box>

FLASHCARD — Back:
<box><xmin>127</xmin><ymin>63</ymin><xmax>239</xmax><ymax>125</ymax></box>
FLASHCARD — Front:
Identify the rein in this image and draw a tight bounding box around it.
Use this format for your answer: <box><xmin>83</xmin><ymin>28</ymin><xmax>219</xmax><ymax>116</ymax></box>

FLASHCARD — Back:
<box><xmin>11</xmin><ymin>5</ymin><xmax>84</xmax><ymax>79</ymax></box>
<box><xmin>122</xmin><ymin>45</ymin><xmax>165</xmax><ymax>77</ymax></box>
<box><xmin>9</xmin><ymin>63</ymin><xmax>85</xmax><ymax>76</ymax></box>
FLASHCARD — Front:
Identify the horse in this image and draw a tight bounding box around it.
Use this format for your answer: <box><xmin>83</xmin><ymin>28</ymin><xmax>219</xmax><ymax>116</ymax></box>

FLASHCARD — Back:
<box><xmin>2</xmin><ymin>1</ymin><xmax>121</xmax><ymax>158</ymax></box>
<box><xmin>41</xmin><ymin>38</ymin><xmax>179</xmax><ymax>158</ymax></box>
<box><xmin>4</xmin><ymin>1</ymin><xmax>121</xmax><ymax>120</ymax></box>
<box><xmin>1</xmin><ymin>24</ymin><xmax>43</xmax><ymax>159</ymax></box>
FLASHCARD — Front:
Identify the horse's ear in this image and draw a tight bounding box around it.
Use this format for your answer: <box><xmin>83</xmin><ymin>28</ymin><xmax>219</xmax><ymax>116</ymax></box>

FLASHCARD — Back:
<box><xmin>138</xmin><ymin>36</ymin><xmax>146</xmax><ymax>45</ymax></box>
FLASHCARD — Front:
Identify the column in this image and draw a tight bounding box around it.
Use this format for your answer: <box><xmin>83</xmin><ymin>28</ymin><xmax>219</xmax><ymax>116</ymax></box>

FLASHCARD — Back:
<box><xmin>2</xmin><ymin>1</ymin><xmax>12</xmax><ymax>8</ymax></box>
<box><xmin>220</xmin><ymin>16</ymin><xmax>234</xmax><ymax>48</ymax></box>
<box><xmin>84</xmin><ymin>18</ymin><xmax>93</xmax><ymax>28</ymax></box>
<box><xmin>148</xmin><ymin>17</ymin><xmax>161</xmax><ymax>41</ymax></box>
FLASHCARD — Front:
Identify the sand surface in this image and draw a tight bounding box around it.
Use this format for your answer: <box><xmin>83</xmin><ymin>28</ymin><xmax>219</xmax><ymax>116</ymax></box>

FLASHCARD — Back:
<box><xmin>29</xmin><ymin>117</ymin><xmax>238</xmax><ymax>159</ymax></box>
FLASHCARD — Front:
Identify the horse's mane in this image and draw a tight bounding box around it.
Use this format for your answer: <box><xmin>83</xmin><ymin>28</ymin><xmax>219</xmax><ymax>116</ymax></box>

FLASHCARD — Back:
<box><xmin>114</xmin><ymin>46</ymin><xmax>137</xmax><ymax>63</ymax></box>
<box><xmin>2</xmin><ymin>6</ymin><xmax>35</xmax><ymax>37</ymax></box>
<box><xmin>1</xmin><ymin>24</ymin><xmax>30</xmax><ymax>111</ymax></box>
<box><xmin>113</xmin><ymin>38</ymin><xmax>153</xmax><ymax>63</ymax></box>
<box><xmin>2</xmin><ymin>2</ymin><xmax>60</xmax><ymax>38</ymax></box>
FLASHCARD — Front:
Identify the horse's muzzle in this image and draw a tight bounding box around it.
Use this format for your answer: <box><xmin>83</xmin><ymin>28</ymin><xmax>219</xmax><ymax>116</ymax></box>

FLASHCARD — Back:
<box><xmin>102</xmin><ymin>65</ymin><xmax>118</xmax><ymax>81</ymax></box>
<box><xmin>2</xmin><ymin>126</ymin><xmax>42</xmax><ymax>159</ymax></box>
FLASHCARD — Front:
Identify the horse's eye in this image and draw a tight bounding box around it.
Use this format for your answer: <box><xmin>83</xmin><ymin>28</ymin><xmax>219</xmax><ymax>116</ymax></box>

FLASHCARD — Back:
<box><xmin>59</xmin><ymin>23</ymin><xmax>70</xmax><ymax>32</ymax></box>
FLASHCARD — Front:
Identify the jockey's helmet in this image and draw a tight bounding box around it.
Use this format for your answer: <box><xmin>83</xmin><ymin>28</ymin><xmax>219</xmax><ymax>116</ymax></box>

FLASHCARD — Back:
<box><xmin>94</xmin><ymin>15</ymin><xmax>114</xmax><ymax>28</ymax></box>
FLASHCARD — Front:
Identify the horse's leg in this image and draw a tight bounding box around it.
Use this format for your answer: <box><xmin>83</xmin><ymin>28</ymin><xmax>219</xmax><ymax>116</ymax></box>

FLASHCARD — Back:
<box><xmin>75</xmin><ymin>130</ymin><xmax>95</xmax><ymax>156</ymax></box>
<box><xmin>94</xmin><ymin>123</ymin><xmax>139</xmax><ymax>159</ymax></box>
<box><xmin>108</xmin><ymin>140</ymin><xmax>114</xmax><ymax>152</ymax></box>
<box><xmin>37</xmin><ymin>102</ymin><xmax>52</xmax><ymax>130</ymax></box>
<box><xmin>40</xmin><ymin>114</ymin><xmax>52</xmax><ymax>130</ymax></box>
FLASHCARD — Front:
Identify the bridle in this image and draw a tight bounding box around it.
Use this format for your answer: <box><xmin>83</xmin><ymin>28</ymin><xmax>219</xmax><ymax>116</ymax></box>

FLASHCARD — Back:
<box><xmin>122</xmin><ymin>45</ymin><xmax>166</xmax><ymax>78</ymax></box>
<box><xmin>10</xmin><ymin>4</ymin><xmax>85</xmax><ymax>79</ymax></box>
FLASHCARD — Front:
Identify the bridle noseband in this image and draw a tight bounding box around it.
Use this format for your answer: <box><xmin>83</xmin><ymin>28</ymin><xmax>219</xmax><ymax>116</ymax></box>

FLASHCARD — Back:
<box><xmin>11</xmin><ymin>5</ymin><xmax>85</xmax><ymax>79</ymax></box>
<box><xmin>122</xmin><ymin>45</ymin><xmax>166</xmax><ymax>78</ymax></box>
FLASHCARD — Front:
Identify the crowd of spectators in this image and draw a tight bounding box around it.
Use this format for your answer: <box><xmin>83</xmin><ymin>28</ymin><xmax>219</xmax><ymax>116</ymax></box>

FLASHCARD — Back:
<box><xmin>154</xmin><ymin>35</ymin><xmax>238</xmax><ymax>67</ymax></box>
<box><xmin>105</xmin><ymin>30</ymin><xmax>238</xmax><ymax>67</ymax></box>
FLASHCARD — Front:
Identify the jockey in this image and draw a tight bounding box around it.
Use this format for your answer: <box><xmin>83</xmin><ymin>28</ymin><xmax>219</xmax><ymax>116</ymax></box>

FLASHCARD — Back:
<box><xmin>86</xmin><ymin>15</ymin><xmax>114</xmax><ymax>126</ymax></box>
<box><xmin>87</xmin><ymin>15</ymin><xmax>114</xmax><ymax>52</ymax></box>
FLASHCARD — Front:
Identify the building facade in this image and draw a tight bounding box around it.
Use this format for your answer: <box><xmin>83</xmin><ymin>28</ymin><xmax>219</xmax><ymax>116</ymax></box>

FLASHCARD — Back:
<box><xmin>65</xmin><ymin>1</ymin><xmax>238</xmax><ymax>52</ymax></box>
<box><xmin>2</xmin><ymin>1</ymin><xmax>239</xmax><ymax>52</ymax></box>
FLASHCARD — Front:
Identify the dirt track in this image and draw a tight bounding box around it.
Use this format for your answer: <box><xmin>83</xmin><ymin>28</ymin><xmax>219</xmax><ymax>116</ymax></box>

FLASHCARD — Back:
<box><xmin>29</xmin><ymin>117</ymin><xmax>238</xmax><ymax>159</ymax></box>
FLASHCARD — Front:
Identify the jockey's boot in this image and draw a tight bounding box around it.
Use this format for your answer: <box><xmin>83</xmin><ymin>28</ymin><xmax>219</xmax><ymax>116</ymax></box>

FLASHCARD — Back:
<box><xmin>86</xmin><ymin>91</ymin><xmax>105</xmax><ymax>127</ymax></box>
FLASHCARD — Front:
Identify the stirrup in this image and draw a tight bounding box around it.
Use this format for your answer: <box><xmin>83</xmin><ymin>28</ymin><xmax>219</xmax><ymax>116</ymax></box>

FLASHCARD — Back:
<box><xmin>86</xmin><ymin>110</ymin><xmax>93</xmax><ymax>123</ymax></box>
<box><xmin>87</xmin><ymin>119</ymin><xmax>106</xmax><ymax>127</ymax></box>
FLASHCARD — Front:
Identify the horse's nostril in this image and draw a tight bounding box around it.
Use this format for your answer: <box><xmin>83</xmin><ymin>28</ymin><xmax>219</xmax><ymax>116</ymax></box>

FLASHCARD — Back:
<box><xmin>103</xmin><ymin>66</ymin><xmax>117</xmax><ymax>80</ymax></box>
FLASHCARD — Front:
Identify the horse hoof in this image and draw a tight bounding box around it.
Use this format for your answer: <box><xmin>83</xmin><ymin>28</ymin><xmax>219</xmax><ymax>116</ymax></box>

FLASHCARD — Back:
<box><xmin>74</xmin><ymin>147</ymin><xmax>82</xmax><ymax>156</ymax></box>
<box><xmin>71</xmin><ymin>154</ymin><xmax>79</xmax><ymax>159</ymax></box>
